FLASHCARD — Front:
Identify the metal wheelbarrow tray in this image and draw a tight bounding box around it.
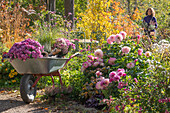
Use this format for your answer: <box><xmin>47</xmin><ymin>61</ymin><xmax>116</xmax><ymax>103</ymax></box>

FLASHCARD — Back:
<box><xmin>9</xmin><ymin>57</ymin><xmax>69</xmax><ymax>74</ymax></box>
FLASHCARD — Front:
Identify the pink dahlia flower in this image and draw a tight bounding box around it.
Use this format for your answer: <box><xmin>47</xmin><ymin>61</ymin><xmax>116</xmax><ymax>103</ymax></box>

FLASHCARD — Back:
<box><xmin>100</xmin><ymin>79</ymin><xmax>110</xmax><ymax>88</ymax></box>
<box><xmin>127</xmin><ymin>62</ymin><xmax>135</xmax><ymax>69</ymax></box>
<box><xmin>82</xmin><ymin>62</ymin><xmax>89</xmax><ymax>68</ymax></box>
<box><xmin>138</xmin><ymin>49</ymin><xmax>143</xmax><ymax>55</ymax></box>
<box><xmin>121</xmin><ymin>46</ymin><xmax>131</xmax><ymax>54</ymax></box>
<box><xmin>107</xmin><ymin>38</ymin><xmax>113</xmax><ymax>44</ymax></box>
<box><xmin>96</xmin><ymin>71</ymin><xmax>102</xmax><ymax>77</ymax></box>
<box><xmin>145</xmin><ymin>51</ymin><xmax>151</xmax><ymax>57</ymax></box>
<box><xmin>96</xmin><ymin>81</ymin><xmax>103</xmax><ymax>89</ymax></box>
<box><xmin>100</xmin><ymin>63</ymin><xmax>105</xmax><ymax>66</ymax></box>
<box><xmin>117</xmin><ymin>71</ymin><xmax>124</xmax><ymax>77</ymax></box>
<box><xmin>93</xmin><ymin>62</ymin><xmax>100</xmax><ymax>67</ymax></box>
<box><xmin>94</xmin><ymin>49</ymin><xmax>103</xmax><ymax>58</ymax></box>
<box><xmin>108</xmin><ymin>58</ymin><xmax>116</xmax><ymax>65</ymax></box>
<box><xmin>115</xmin><ymin>34</ymin><xmax>123</xmax><ymax>43</ymax></box>
<box><xmin>87</xmin><ymin>55</ymin><xmax>94</xmax><ymax>60</ymax></box>
<box><xmin>134</xmin><ymin>59</ymin><xmax>138</xmax><ymax>63</ymax></box>
<box><xmin>137</xmin><ymin>35</ymin><xmax>141</xmax><ymax>44</ymax></box>
<box><xmin>134</xmin><ymin>78</ymin><xmax>138</xmax><ymax>83</ymax></box>
<box><xmin>109</xmin><ymin>35</ymin><xmax>116</xmax><ymax>42</ymax></box>
<box><xmin>117</xmin><ymin>82</ymin><xmax>125</xmax><ymax>89</ymax></box>
<box><xmin>113</xmin><ymin>75</ymin><xmax>120</xmax><ymax>81</ymax></box>
<box><xmin>109</xmin><ymin>71</ymin><xmax>117</xmax><ymax>78</ymax></box>
<box><xmin>117</xmin><ymin>68</ymin><xmax>125</xmax><ymax>73</ymax></box>
<box><xmin>119</xmin><ymin>31</ymin><xmax>127</xmax><ymax>39</ymax></box>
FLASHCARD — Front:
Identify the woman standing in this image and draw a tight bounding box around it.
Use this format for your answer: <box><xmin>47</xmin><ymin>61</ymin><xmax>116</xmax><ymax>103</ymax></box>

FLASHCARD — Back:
<box><xmin>142</xmin><ymin>8</ymin><xmax>158</xmax><ymax>37</ymax></box>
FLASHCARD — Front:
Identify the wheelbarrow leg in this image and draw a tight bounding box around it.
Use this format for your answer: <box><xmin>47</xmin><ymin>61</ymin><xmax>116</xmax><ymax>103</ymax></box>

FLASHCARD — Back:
<box><xmin>31</xmin><ymin>75</ymin><xmax>42</xmax><ymax>88</ymax></box>
<box><xmin>50</xmin><ymin>75</ymin><xmax>55</xmax><ymax>88</ymax></box>
<box><xmin>56</xmin><ymin>70</ymin><xmax>63</xmax><ymax>86</ymax></box>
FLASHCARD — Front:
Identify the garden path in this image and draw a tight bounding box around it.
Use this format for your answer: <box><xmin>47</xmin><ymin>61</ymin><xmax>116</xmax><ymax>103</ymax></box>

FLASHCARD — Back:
<box><xmin>0</xmin><ymin>89</ymin><xmax>99</xmax><ymax>113</ymax></box>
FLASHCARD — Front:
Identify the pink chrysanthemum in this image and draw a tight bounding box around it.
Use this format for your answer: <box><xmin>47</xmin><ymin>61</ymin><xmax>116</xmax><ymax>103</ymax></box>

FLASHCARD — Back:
<box><xmin>119</xmin><ymin>31</ymin><xmax>127</xmax><ymax>39</ymax></box>
<box><xmin>94</xmin><ymin>49</ymin><xmax>103</xmax><ymax>58</ymax></box>
<box><xmin>108</xmin><ymin>58</ymin><xmax>116</xmax><ymax>65</ymax></box>
<box><xmin>121</xmin><ymin>46</ymin><xmax>131</xmax><ymax>54</ymax></box>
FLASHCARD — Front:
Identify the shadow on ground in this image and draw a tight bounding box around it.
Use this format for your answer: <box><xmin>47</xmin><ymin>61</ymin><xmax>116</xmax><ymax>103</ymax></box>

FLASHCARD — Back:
<box><xmin>0</xmin><ymin>99</ymin><xmax>25</xmax><ymax>112</ymax></box>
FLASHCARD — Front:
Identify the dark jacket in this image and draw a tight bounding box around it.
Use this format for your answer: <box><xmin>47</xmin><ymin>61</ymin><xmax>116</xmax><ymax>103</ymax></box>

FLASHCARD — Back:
<box><xmin>143</xmin><ymin>15</ymin><xmax>157</xmax><ymax>33</ymax></box>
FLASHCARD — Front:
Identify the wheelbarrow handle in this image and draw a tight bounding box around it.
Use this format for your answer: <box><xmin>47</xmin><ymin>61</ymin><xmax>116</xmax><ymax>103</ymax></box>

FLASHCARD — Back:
<box><xmin>63</xmin><ymin>52</ymin><xmax>82</xmax><ymax>67</ymax></box>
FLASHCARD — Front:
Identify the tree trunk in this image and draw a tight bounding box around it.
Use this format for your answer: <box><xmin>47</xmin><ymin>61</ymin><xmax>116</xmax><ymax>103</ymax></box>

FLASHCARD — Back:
<box><xmin>64</xmin><ymin>0</ymin><xmax>74</xmax><ymax>29</ymax></box>
<box><xmin>134</xmin><ymin>0</ymin><xmax>137</xmax><ymax>10</ymax></box>
<box><xmin>127</xmin><ymin>0</ymin><xmax>131</xmax><ymax>15</ymax></box>
<box><xmin>46</xmin><ymin>0</ymin><xmax>56</xmax><ymax>22</ymax></box>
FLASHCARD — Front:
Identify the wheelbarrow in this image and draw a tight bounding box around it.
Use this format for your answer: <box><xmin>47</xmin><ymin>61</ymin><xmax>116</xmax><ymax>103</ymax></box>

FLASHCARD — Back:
<box><xmin>4</xmin><ymin>53</ymin><xmax>81</xmax><ymax>104</ymax></box>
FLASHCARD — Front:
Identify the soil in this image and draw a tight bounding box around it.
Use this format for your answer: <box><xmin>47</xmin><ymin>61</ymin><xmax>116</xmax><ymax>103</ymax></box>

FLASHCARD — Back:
<box><xmin>0</xmin><ymin>89</ymin><xmax>100</xmax><ymax>113</ymax></box>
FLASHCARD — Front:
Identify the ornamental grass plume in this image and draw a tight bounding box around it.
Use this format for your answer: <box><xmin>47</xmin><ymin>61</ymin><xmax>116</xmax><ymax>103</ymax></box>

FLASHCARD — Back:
<box><xmin>108</xmin><ymin>58</ymin><xmax>116</xmax><ymax>65</ymax></box>
<box><xmin>119</xmin><ymin>31</ymin><xmax>127</xmax><ymax>39</ymax></box>
<box><xmin>121</xmin><ymin>46</ymin><xmax>131</xmax><ymax>54</ymax></box>
<box><xmin>94</xmin><ymin>49</ymin><xmax>103</xmax><ymax>58</ymax></box>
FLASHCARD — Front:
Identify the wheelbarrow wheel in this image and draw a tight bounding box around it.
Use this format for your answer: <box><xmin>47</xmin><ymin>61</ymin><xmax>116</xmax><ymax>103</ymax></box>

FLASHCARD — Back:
<box><xmin>20</xmin><ymin>74</ymin><xmax>37</xmax><ymax>104</ymax></box>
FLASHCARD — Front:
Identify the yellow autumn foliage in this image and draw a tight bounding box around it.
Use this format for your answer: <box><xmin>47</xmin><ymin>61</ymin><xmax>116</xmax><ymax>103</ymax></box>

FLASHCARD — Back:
<box><xmin>76</xmin><ymin>0</ymin><xmax>142</xmax><ymax>42</ymax></box>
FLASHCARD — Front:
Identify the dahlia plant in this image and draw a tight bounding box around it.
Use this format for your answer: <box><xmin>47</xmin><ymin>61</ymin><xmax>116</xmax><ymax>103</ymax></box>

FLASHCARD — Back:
<box><xmin>80</xmin><ymin>31</ymin><xmax>155</xmax><ymax>108</ymax></box>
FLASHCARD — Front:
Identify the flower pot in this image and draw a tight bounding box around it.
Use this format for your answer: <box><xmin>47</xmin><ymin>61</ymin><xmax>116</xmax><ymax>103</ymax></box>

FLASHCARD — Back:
<box><xmin>43</xmin><ymin>42</ymin><xmax>51</xmax><ymax>53</ymax></box>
